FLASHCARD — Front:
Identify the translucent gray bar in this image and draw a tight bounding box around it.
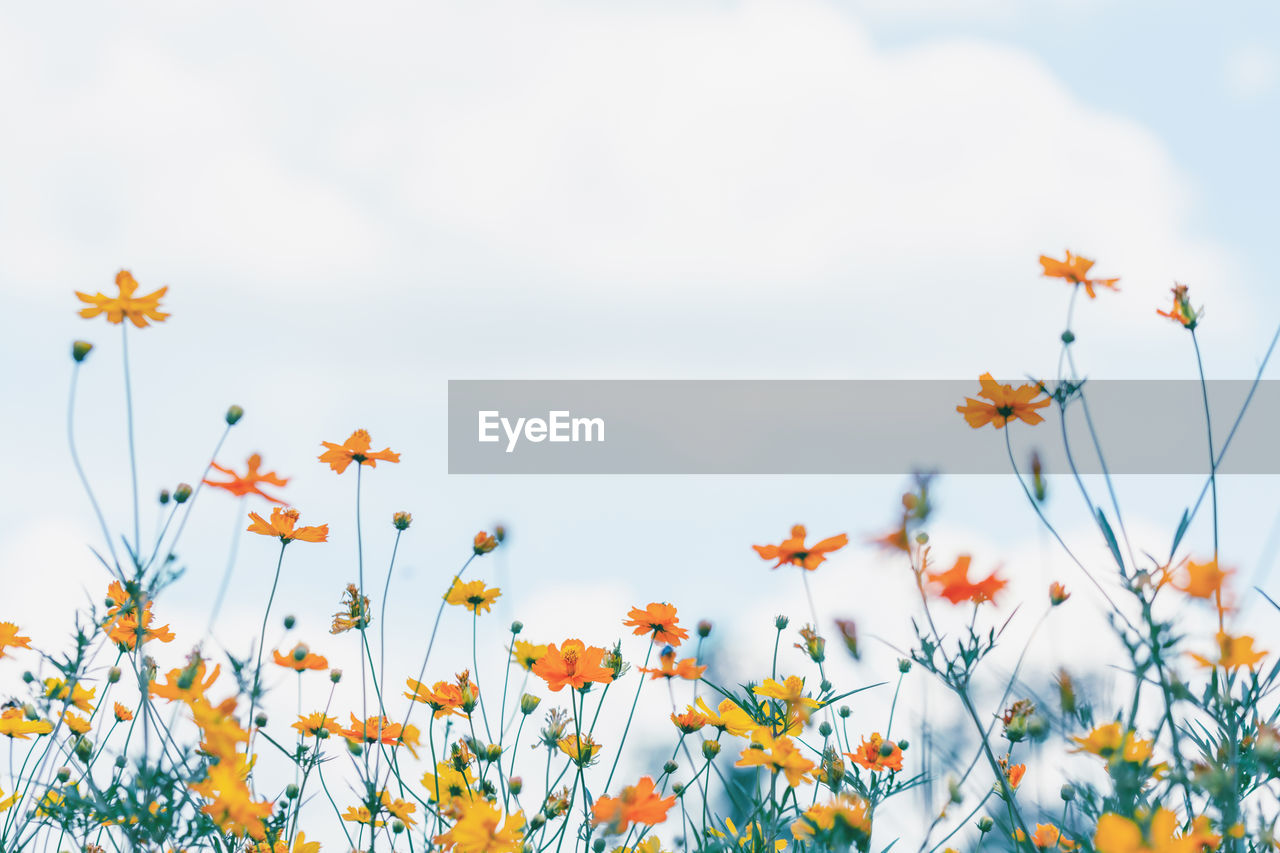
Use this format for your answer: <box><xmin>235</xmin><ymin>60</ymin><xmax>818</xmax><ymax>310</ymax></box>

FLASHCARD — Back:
<box><xmin>447</xmin><ymin>380</ymin><xmax>1277</xmax><ymax>475</ymax></box>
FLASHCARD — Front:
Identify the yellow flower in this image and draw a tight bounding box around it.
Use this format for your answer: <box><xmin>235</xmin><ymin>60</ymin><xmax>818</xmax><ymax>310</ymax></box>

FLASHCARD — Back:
<box><xmin>63</xmin><ymin>712</ymin><xmax>92</xmax><ymax>735</ymax></box>
<box><xmin>445</xmin><ymin>578</ymin><xmax>501</xmax><ymax>614</ymax></box>
<box><xmin>422</xmin><ymin>761</ymin><xmax>477</xmax><ymax>803</ymax></box>
<box><xmin>511</xmin><ymin>640</ymin><xmax>549</xmax><ymax>671</ymax></box>
<box><xmin>1190</xmin><ymin>632</ymin><xmax>1267</xmax><ymax>670</ymax></box>
<box><xmin>44</xmin><ymin>678</ymin><xmax>96</xmax><ymax>712</ymax></box>
<box><xmin>736</xmin><ymin>731</ymin><xmax>815</xmax><ymax>787</ymax></box>
<box><xmin>434</xmin><ymin>799</ymin><xmax>525</xmax><ymax>853</ymax></box>
<box><xmin>558</xmin><ymin>733</ymin><xmax>602</xmax><ymax>766</ymax></box>
<box><xmin>694</xmin><ymin>696</ymin><xmax>756</xmax><ymax>738</ymax></box>
<box><xmin>76</xmin><ymin>270</ymin><xmax>170</xmax><ymax>327</ymax></box>
<box><xmin>791</xmin><ymin>794</ymin><xmax>871</xmax><ymax>851</ymax></box>
<box><xmin>0</xmin><ymin>623</ymin><xmax>32</xmax><ymax>659</ymax></box>
<box><xmin>0</xmin><ymin>708</ymin><xmax>52</xmax><ymax>740</ymax></box>
<box><xmin>1094</xmin><ymin>809</ymin><xmax>1219</xmax><ymax>853</ymax></box>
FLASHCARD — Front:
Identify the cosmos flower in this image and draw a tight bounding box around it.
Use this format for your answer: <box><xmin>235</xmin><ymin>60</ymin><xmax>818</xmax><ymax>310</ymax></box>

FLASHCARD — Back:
<box><xmin>319</xmin><ymin>429</ymin><xmax>400</xmax><ymax>474</ymax></box>
<box><xmin>753</xmin><ymin>525</ymin><xmax>849</xmax><ymax>571</ymax></box>
<box><xmin>203</xmin><ymin>454</ymin><xmax>289</xmax><ymax>504</ymax></box>
<box><xmin>246</xmin><ymin>507</ymin><xmax>328</xmax><ymax>543</ymax></box>
<box><xmin>957</xmin><ymin>373</ymin><xmax>1050</xmax><ymax>430</ymax></box>
<box><xmin>76</xmin><ymin>270</ymin><xmax>170</xmax><ymax>327</ymax></box>
<box><xmin>1039</xmin><ymin>251</ymin><xmax>1119</xmax><ymax>299</ymax></box>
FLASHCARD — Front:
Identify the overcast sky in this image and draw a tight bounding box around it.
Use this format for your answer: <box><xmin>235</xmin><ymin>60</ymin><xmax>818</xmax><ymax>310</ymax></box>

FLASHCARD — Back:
<box><xmin>1</xmin><ymin>0</ymin><xmax>1278</xmax><ymax>847</ymax></box>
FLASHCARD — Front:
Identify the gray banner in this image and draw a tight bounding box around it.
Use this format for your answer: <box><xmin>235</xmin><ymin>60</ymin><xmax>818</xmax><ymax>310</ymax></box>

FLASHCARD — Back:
<box><xmin>447</xmin><ymin>380</ymin><xmax>1277</xmax><ymax>474</ymax></box>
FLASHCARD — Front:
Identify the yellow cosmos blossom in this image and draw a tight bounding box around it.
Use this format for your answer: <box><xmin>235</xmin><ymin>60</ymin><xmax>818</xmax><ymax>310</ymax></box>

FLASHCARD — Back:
<box><xmin>422</xmin><ymin>761</ymin><xmax>478</xmax><ymax>803</ymax></box>
<box><xmin>709</xmin><ymin>818</ymin><xmax>787</xmax><ymax>851</ymax></box>
<box><xmin>76</xmin><ymin>270</ymin><xmax>170</xmax><ymax>327</ymax></box>
<box><xmin>791</xmin><ymin>794</ymin><xmax>871</xmax><ymax>851</ymax></box>
<box><xmin>694</xmin><ymin>697</ymin><xmax>757</xmax><ymax>738</ymax></box>
<box><xmin>558</xmin><ymin>733</ymin><xmax>602</xmax><ymax>767</ymax></box>
<box><xmin>736</xmin><ymin>731</ymin><xmax>815</xmax><ymax>787</ymax></box>
<box><xmin>511</xmin><ymin>640</ymin><xmax>549</xmax><ymax>671</ymax></box>
<box><xmin>0</xmin><ymin>623</ymin><xmax>32</xmax><ymax>659</ymax></box>
<box><xmin>0</xmin><ymin>707</ymin><xmax>53</xmax><ymax>740</ymax></box>
<box><xmin>445</xmin><ymin>578</ymin><xmax>501</xmax><ymax>614</ymax></box>
<box><xmin>44</xmin><ymin>678</ymin><xmax>96</xmax><ymax>712</ymax></box>
<box><xmin>1094</xmin><ymin>809</ymin><xmax>1219</xmax><ymax>853</ymax></box>
<box><xmin>434</xmin><ymin>799</ymin><xmax>525</xmax><ymax>853</ymax></box>
<box><xmin>249</xmin><ymin>831</ymin><xmax>320</xmax><ymax>853</ymax></box>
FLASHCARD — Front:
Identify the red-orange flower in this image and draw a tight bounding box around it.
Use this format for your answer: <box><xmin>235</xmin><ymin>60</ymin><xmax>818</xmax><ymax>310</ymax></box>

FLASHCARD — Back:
<box><xmin>753</xmin><ymin>525</ymin><xmax>849</xmax><ymax>571</ymax></box>
<box><xmin>76</xmin><ymin>270</ymin><xmax>170</xmax><ymax>327</ymax></box>
<box><xmin>638</xmin><ymin>649</ymin><xmax>706</xmax><ymax>681</ymax></box>
<box><xmin>531</xmin><ymin>640</ymin><xmax>615</xmax><ymax>692</ymax></box>
<box><xmin>1039</xmin><ymin>251</ymin><xmax>1119</xmax><ymax>299</ymax></box>
<box><xmin>246</xmin><ymin>507</ymin><xmax>328</xmax><ymax>543</ymax></box>
<box><xmin>845</xmin><ymin>733</ymin><xmax>903</xmax><ymax>773</ymax></box>
<box><xmin>319</xmin><ymin>430</ymin><xmax>401</xmax><ymax>474</ymax></box>
<box><xmin>927</xmin><ymin>555</ymin><xmax>1007</xmax><ymax>605</ymax></box>
<box><xmin>623</xmin><ymin>603</ymin><xmax>689</xmax><ymax>647</ymax></box>
<box><xmin>272</xmin><ymin>644</ymin><xmax>329</xmax><ymax>672</ymax></box>
<box><xmin>203</xmin><ymin>454</ymin><xmax>288</xmax><ymax>504</ymax></box>
<box><xmin>957</xmin><ymin>373</ymin><xmax>1050</xmax><ymax>430</ymax></box>
<box><xmin>591</xmin><ymin>776</ymin><xmax>676</xmax><ymax>835</ymax></box>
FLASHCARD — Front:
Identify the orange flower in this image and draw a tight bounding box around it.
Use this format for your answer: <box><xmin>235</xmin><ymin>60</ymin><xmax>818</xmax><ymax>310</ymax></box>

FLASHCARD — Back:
<box><xmin>272</xmin><ymin>644</ymin><xmax>328</xmax><ymax>673</ymax></box>
<box><xmin>845</xmin><ymin>732</ymin><xmax>903</xmax><ymax>773</ymax></box>
<box><xmin>404</xmin><ymin>678</ymin><xmax>465</xmax><ymax>718</ymax></box>
<box><xmin>1157</xmin><ymin>284</ymin><xmax>1201</xmax><ymax>329</ymax></box>
<box><xmin>1002</xmin><ymin>760</ymin><xmax>1026</xmax><ymax>790</ymax></box>
<box><xmin>1175</xmin><ymin>558</ymin><xmax>1229</xmax><ymax>601</ymax></box>
<box><xmin>113</xmin><ymin>703</ymin><xmax>134</xmax><ymax>723</ymax></box>
<box><xmin>339</xmin><ymin>714</ymin><xmax>403</xmax><ymax>745</ymax></box>
<box><xmin>1049</xmin><ymin>582</ymin><xmax>1070</xmax><ymax>606</ymax></box>
<box><xmin>623</xmin><ymin>603</ymin><xmax>690</xmax><ymax>647</ymax></box>
<box><xmin>319</xmin><ymin>429</ymin><xmax>400</xmax><ymax>474</ymax></box>
<box><xmin>151</xmin><ymin>660</ymin><xmax>220</xmax><ymax>703</ymax></box>
<box><xmin>671</xmin><ymin>710</ymin><xmax>709</xmax><ymax>734</ymax></box>
<box><xmin>638</xmin><ymin>649</ymin><xmax>706</xmax><ymax>681</ymax></box>
<box><xmin>1190</xmin><ymin>632</ymin><xmax>1267</xmax><ymax>670</ymax></box>
<box><xmin>293</xmin><ymin>713</ymin><xmax>341</xmax><ymax>738</ymax></box>
<box><xmin>203</xmin><ymin>454</ymin><xmax>288</xmax><ymax>504</ymax></box>
<box><xmin>331</xmin><ymin>583</ymin><xmax>373</xmax><ymax>634</ymax></box>
<box><xmin>76</xmin><ymin>270</ymin><xmax>170</xmax><ymax>327</ymax></box>
<box><xmin>0</xmin><ymin>623</ymin><xmax>32</xmax><ymax>659</ymax></box>
<box><xmin>1017</xmin><ymin>823</ymin><xmax>1076</xmax><ymax>850</ymax></box>
<box><xmin>591</xmin><ymin>776</ymin><xmax>676</xmax><ymax>834</ymax></box>
<box><xmin>753</xmin><ymin>525</ymin><xmax>849</xmax><ymax>571</ymax></box>
<box><xmin>1039</xmin><ymin>251</ymin><xmax>1119</xmax><ymax>299</ymax></box>
<box><xmin>473</xmin><ymin>531</ymin><xmax>499</xmax><ymax>555</ymax></box>
<box><xmin>927</xmin><ymin>555</ymin><xmax>1007</xmax><ymax>605</ymax></box>
<box><xmin>532</xmin><ymin>640</ymin><xmax>615</xmax><ymax>692</ymax></box>
<box><xmin>247</xmin><ymin>507</ymin><xmax>328</xmax><ymax>543</ymax></box>
<box><xmin>101</xmin><ymin>580</ymin><xmax>174</xmax><ymax>650</ymax></box>
<box><xmin>957</xmin><ymin>373</ymin><xmax>1050</xmax><ymax>430</ymax></box>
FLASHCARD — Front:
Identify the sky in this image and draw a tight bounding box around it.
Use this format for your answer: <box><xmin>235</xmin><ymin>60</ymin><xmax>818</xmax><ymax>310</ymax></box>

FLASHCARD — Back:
<box><xmin>1</xmin><ymin>0</ymin><xmax>1278</xmax><ymax>848</ymax></box>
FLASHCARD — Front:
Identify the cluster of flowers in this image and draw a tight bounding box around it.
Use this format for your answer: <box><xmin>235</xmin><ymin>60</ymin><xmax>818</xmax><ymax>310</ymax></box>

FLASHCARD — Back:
<box><xmin>0</xmin><ymin>256</ymin><xmax>1273</xmax><ymax>853</ymax></box>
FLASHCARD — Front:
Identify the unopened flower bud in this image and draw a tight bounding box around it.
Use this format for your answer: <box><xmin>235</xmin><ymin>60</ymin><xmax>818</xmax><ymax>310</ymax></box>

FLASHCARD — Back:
<box><xmin>1061</xmin><ymin>330</ymin><xmax>1075</xmax><ymax>345</ymax></box>
<box><xmin>72</xmin><ymin>340</ymin><xmax>94</xmax><ymax>363</ymax></box>
<box><xmin>473</xmin><ymin>531</ymin><xmax>498</xmax><ymax>555</ymax></box>
<box><xmin>838</xmin><ymin>705</ymin><xmax>851</xmax><ymax>718</ymax></box>
<box><xmin>286</xmin><ymin>784</ymin><xmax>299</xmax><ymax>799</ymax></box>
<box><xmin>702</xmin><ymin>740</ymin><xmax>721</xmax><ymax>760</ymax></box>
<box><xmin>348</xmin><ymin>740</ymin><xmax>363</xmax><ymax>756</ymax></box>
<box><xmin>22</xmin><ymin>704</ymin><xmax>37</xmax><ymax>720</ymax></box>
<box><xmin>284</xmin><ymin>615</ymin><xmax>296</xmax><ymax>630</ymax></box>
<box><xmin>115</xmin><ymin>755</ymin><xmax>126</xmax><ymax>768</ymax></box>
<box><xmin>74</xmin><ymin>737</ymin><xmax>92</xmax><ymax>762</ymax></box>
<box><xmin>393</xmin><ymin>511</ymin><xmax>412</xmax><ymax>531</ymax></box>
<box><xmin>530</xmin><ymin>814</ymin><xmax>546</xmax><ymax>831</ymax></box>
<box><xmin>1005</xmin><ymin>716</ymin><xmax>1027</xmax><ymax>743</ymax></box>
<box><xmin>520</xmin><ymin>693</ymin><xmax>541</xmax><ymax>715</ymax></box>
<box><xmin>818</xmin><ymin>722</ymin><xmax>833</xmax><ymax>738</ymax></box>
<box><xmin>56</xmin><ymin>767</ymin><xmax>71</xmax><ymax>782</ymax></box>
<box><xmin>663</xmin><ymin>760</ymin><xmax>678</xmax><ymax>775</ymax></box>
<box><xmin>225</xmin><ymin>405</ymin><xmax>245</xmax><ymax>425</ymax></box>
<box><xmin>897</xmin><ymin>739</ymin><xmax>909</xmax><ymax>750</ymax></box>
<box><xmin>1060</xmin><ymin>784</ymin><xmax>1075</xmax><ymax>802</ymax></box>
<box><xmin>108</xmin><ymin>667</ymin><xmax>121</xmax><ymax>684</ymax></box>
<box><xmin>254</xmin><ymin>713</ymin><xmax>268</xmax><ymax>728</ymax></box>
<box><xmin>511</xmin><ymin>621</ymin><xmax>524</xmax><ymax>635</ymax></box>
<box><xmin>21</xmin><ymin>671</ymin><xmax>33</xmax><ymax>684</ymax></box>
<box><xmin>158</xmin><ymin>489</ymin><xmax>170</xmax><ymax>505</ymax></box>
<box><xmin>173</xmin><ymin>483</ymin><xmax>193</xmax><ymax>503</ymax></box>
<box><xmin>898</xmin><ymin>659</ymin><xmax>912</xmax><ymax>674</ymax></box>
<box><xmin>671</xmin><ymin>782</ymin><xmax>684</xmax><ymax>796</ymax></box>
<box><xmin>330</xmin><ymin>669</ymin><xmax>342</xmax><ymax>684</ymax></box>
<box><xmin>392</xmin><ymin>819</ymin><xmax>406</xmax><ymax>834</ymax></box>
<box><xmin>775</xmin><ymin>615</ymin><xmax>789</xmax><ymax>630</ymax></box>
<box><xmin>915</xmin><ymin>531</ymin><xmax>929</xmax><ymax>544</ymax></box>
<box><xmin>978</xmin><ymin>817</ymin><xmax>994</xmax><ymax>832</ymax></box>
<box><xmin>879</xmin><ymin>742</ymin><xmax>895</xmax><ymax>757</ymax></box>
<box><xmin>316</xmin><ymin>727</ymin><xmax>330</xmax><ymax>739</ymax></box>
<box><xmin>508</xmin><ymin>777</ymin><xmax>523</xmax><ymax>796</ymax></box>
<box><xmin>593</xmin><ymin>839</ymin><xmax>606</xmax><ymax>853</ymax></box>
<box><xmin>487</xmin><ymin>743</ymin><xmax>503</xmax><ymax>762</ymax></box>
<box><xmin>697</xmin><ymin>620</ymin><xmax>713</xmax><ymax>638</ymax></box>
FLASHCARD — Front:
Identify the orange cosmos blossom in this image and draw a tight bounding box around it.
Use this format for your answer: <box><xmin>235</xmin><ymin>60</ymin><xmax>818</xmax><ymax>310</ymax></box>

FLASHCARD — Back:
<box><xmin>339</xmin><ymin>714</ymin><xmax>403</xmax><ymax>745</ymax></box>
<box><xmin>591</xmin><ymin>776</ymin><xmax>676</xmax><ymax>834</ymax></box>
<box><xmin>927</xmin><ymin>555</ymin><xmax>1007</xmax><ymax>605</ymax></box>
<box><xmin>76</xmin><ymin>270</ymin><xmax>170</xmax><ymax>327</ymax></box>
<box><xmin>532</xmin><ymin>640</ymin><xmax>615</xmax><ymax>691</ymax></box>
<box><xmin>957</xmin><ymin>373</ymin><xmax>1051</xmax><ymax>430</ymax></box>
<box><xmin>150</xmin><ymin>660</ymin><xmax>221</xmax><ymax>703</ymax></box>
<box><xmin>204</xmin><ymin>454</ymin><xmax>288</xmax><ymax>504</ymax></box>
<box><xmin>293</xmin><ymin>712</ymin><xmax>341</xmax><ymax>737</ymax></box>
<box><xmin>1016</xmin><ymin>823</ymin><xmax>1076</xmax><ymax>850</ymax></box>
<box><xmin>1157</xmin><ymin>284</ymin><xmax>1202</xmax><ymax>329</ymax></box>
<box><xmin>845</xmin><ymin>732</ymin><xmax>903</xmax><ymax>773</ymax></box>
<box><xmin>1175</xmin><ymin>558</ymin><xmax>1230</xmax><ymax>602</ymax></box>
<box><xmin>113</xmin><ymin>703</ymin><xmax>134</xmax><ymax>723</ymax></box>
<box><xmin>0</xmin><ymin>623</ymin><xmax>32</xmax><ymax>659</ymax></box>
<box><xmin>319</xmin><ymin>429</ymin><xmax>400</xmax><ymax>474</ymax></box>
<box><xmin>1190</xmin><ymin>632</ymin><xmax>1267</xmax><ymax>670</ymax></box>
<box><xmin>638</xmin><ymin>649</ymin><xmax>706</xmax><ymax>681</ymax></box>
<box><xmin>623</xmin><ymin>602</ymin><xmax>690</xmax><ymax>646</ymax></box>
<box><xmin>753</xmin><ymin>525</ymin><xmax>849</xmax><ymax>571</ymax></box>
<box><xmin>1039</xmin><ymin>251</ymin><xmax>1119</xmax><ymax>299</ymax></box>
<box><xmin>272</xmin><ymin>644</ymin><xmax>328</xmax><ymax>672</ymax></box>
<box><xmin>247</xmin><ymin>507</ymin><xmax>328</xmax><ymax>543</ymax></box>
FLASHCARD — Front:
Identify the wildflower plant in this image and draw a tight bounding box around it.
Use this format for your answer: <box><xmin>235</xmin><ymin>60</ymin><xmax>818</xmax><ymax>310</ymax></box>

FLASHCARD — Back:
<box><xmin>0</xmin><ymin>260</ymin><xmax>1276</xmax><ymax>853</ymax></box>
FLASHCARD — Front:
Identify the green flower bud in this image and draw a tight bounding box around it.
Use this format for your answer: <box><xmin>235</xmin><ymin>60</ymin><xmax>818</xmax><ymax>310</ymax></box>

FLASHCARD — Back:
<box><xmin>520</xmin><ymin>693</ymin><xmax>541</xmax><ymax>715</ymax></box>
<box><xmin>173</xmin><ymin>483</ymin><xmax>193</xmax><ymax>503</ymax></box>
<box><xmin>284</xmin><ymin>615</ymin><xmax>296</xmax><ymax>630</ymax></box>
<box><xmin>286</xmin><ymin>784</ymin><xmax>300</xmax><ymax>799</ymax></box>
<box><xmin>511</xmin><ymin>621</ymin><xmax>524</xmax><ymax>635</ymax></box>
<box><xmin>775</xmin><ymin>615</ymin><xmax>790</xmax><ymax>630</ymax></box>
<box><xmin>977</xmin><ymin>817</ymin><xmax>993</xmax><ymax>833</ymax></box>
<box><xmin>225</xmin><ymin>405</ymin><xmax>245</xmax><ymax>425</ymax></box>
<box><xmin>663</xmin><ymin>760</ymin><xmax>678</xmax><ymax>775</ymax></box>
<box><xmin>72</xmin><ymin>341</ymin><xmax>94</xmax><ymax>363</ymax></box>
<box><xmin>393</xmin><ymin>511</ymin><xmax>413</xmax><ymax>531</ymax></box>
<box><xmin>702</xmin><ymin>740</ymin><xmax>721</xmax><ymax>760</ymax></box>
